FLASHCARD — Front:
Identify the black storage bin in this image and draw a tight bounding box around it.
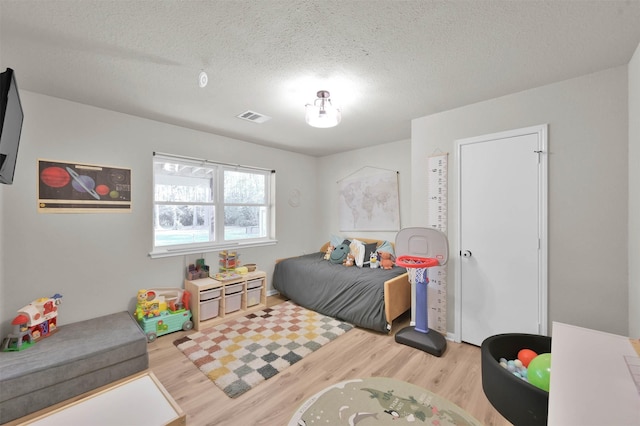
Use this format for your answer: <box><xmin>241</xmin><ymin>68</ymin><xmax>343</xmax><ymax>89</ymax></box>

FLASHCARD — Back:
<box><xmin>481</xmin><ymin>333</ymin><xmax>551</xmax><ymax>426</ymax></box>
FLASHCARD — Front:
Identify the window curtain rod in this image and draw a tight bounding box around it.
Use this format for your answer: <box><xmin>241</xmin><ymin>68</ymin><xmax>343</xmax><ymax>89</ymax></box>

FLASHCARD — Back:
<box><xmin>153</xmin><ymin>151</ymin><xmax>275</xmax><ymax>173</ymax></box>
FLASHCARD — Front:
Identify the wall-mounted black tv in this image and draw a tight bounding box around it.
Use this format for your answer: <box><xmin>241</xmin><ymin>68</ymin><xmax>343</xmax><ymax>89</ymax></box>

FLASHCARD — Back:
<box><xmin>0</xmin><ymin>68</ymin><xmax>24</xmax><ymax>185</ymax></box>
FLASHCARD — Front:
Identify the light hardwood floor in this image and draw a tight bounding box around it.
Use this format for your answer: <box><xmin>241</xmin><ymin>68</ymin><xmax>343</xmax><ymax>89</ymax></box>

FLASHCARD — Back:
<box><xmin>148</xmin><ymin>295</ymin><xmax>511</xmax><ymax>426</ymax></box>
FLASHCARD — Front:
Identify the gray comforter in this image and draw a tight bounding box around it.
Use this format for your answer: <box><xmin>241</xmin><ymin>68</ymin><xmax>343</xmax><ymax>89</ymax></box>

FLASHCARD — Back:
<box><xmin>272</xmin><ymin>252</ymin><xmax>406</xmax><ymax>333</ymax></box>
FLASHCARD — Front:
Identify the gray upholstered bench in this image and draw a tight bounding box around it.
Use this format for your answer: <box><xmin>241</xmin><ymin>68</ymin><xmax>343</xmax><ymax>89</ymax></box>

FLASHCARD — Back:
<box><xmin>0</xmin><ymin>311</ymin><xmax>148</xmax><ymax>424</ymax></box>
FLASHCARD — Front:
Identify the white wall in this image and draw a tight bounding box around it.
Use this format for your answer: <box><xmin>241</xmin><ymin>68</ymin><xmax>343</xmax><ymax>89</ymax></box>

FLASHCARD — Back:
<box><xmin>0</xmin><ymin>92</ymin><xmax>320</xmax><ymax>337</ymax></box>
<box><xmin>317</xmin><ymin>139</ymin><xmax>411</xmax><ymax>244</ymax></box>
<box><xmin>3</xmin><ymin>61</ymin><xmax>634</xmax><ymax>339</ymax></box>
<box><xmin>629</xmin><ymin>42</ymin><xmax>640</xmax><ymax>339</ymax></box>
<box><xmin>412</xmin><ymin>67</ymin><xmax>629</xmax><ymax>337</ymax></box>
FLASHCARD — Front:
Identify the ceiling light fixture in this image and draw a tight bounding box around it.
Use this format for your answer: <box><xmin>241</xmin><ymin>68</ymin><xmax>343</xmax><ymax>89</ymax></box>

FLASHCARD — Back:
<box><xmin>305</xmin><ymin>90</ymin><xmax>341</xmax><ymax>128</ymax></box>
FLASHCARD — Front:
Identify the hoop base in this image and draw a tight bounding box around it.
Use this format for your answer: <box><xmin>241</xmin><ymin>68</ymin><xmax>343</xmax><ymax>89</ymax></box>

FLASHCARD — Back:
<box><xmin>395</xmin><ymin>326</ymin><xmax>447</xmax><ymax>357</ymax></box>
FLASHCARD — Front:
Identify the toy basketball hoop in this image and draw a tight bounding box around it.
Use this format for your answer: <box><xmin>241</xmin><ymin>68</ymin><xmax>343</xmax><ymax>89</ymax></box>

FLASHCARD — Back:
<box><xmin>396</xmin><ymin>255</ymin><xmax>440</xmax><ymax>268</ymax></box>
<box><xmin>395</xmin><ymin>228</ymin><xmax>449</xmax><ymax>357</ymax></box>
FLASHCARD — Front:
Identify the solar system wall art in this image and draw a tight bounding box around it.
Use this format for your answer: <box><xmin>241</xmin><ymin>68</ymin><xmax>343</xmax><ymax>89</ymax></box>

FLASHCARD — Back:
<box><xmin>38</xmin><ymin>159</ymin><xmax>131</xmax><ymax>213</ymax></box>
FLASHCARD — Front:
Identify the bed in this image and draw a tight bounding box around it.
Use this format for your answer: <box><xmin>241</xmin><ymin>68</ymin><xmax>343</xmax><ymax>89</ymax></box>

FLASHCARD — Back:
<box><xmin>272</xmin><ymin>238</ymin><xmax>411</xmax><ymax>333</ymax></box>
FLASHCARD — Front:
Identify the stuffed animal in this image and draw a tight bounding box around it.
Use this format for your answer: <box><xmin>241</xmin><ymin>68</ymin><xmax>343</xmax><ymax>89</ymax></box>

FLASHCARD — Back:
<box><xmin>343</xmin><ymin>253</ymin><xmax>355</xmax><ymax>267</ymax></box>
<box><xmin>329</xmin><ymin>242</ymin><xmax>350</xmax><ymax>264</ymax></box>
<box><xmin>379</xmin><ymin>252</ymin><xmax>394</xmax><ymax>270</ymax></box>
<box><xmin>324</xmin><ymin>245</ymin><xmax>334</xmax><ymax>261</ymax></box>
<box><xmin>369</xmin><ymin>251</ymin><xmax>379</xmax><ymax>268</ymax></box>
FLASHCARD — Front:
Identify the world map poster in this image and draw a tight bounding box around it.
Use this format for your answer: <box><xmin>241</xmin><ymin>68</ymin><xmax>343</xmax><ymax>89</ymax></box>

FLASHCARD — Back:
<box><xmin>38</xmin><ymin>159</ymin><xmax>131</xmax><ymax>213</ymax></box>
<box><xmin>338</xmin><ymin>170</ymin><xmax>400</xmax><ymax>231</ymax></box>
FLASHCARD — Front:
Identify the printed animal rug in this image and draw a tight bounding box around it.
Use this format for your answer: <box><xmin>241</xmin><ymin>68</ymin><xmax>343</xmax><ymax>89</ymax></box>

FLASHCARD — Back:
<box><xmin>289</xmin><ymin>377</ymin><xmax>482</xmax><ymax>426</ymax></box>
<box><xmin>173</xmin><ymin>301</ymin><xmax>353</xmax><ymax>398</ymax></box>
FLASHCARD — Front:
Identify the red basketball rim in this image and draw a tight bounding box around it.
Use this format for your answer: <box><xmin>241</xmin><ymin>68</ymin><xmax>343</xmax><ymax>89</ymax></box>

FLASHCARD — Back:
<box><xmin>395</xmin><ymin>255</ymin><xmax>439</xmax><ymax>268</ymax></box>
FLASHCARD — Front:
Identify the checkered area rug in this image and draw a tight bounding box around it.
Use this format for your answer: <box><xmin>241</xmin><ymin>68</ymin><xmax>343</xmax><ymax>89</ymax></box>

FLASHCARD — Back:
<box><xmin>173</xmin><ymin>301</ymin><xmax>353</xmax><ymax>398</ymax></box>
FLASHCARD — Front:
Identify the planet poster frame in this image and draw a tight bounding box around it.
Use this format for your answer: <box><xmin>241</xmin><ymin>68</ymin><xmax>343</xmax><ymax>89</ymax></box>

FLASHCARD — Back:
<box><xmin>38</xmin><ymin>159</ymin><xmax>131</xmax><ymax>213</ymax></box>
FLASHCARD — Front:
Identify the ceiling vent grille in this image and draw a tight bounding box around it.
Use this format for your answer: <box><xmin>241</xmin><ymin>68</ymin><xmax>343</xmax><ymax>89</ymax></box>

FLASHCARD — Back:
<box><xmin>236</xmin><ymin>110</ymin><xmax>271</xmax><ymax>124</ymax></box>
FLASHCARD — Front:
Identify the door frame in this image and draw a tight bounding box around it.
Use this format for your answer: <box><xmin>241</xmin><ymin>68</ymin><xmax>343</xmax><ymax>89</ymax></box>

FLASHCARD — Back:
<box><xmin>454</xmin><ymin>124</ymin><xmax>548</xmax><ymax>343</ymax></box>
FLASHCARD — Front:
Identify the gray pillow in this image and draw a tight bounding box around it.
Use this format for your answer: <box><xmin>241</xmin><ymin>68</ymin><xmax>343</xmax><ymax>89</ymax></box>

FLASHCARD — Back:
<box><xmin>363</xmin><ymin>242</ymin><xmax>378</xmax><ymax>265</ymax></box>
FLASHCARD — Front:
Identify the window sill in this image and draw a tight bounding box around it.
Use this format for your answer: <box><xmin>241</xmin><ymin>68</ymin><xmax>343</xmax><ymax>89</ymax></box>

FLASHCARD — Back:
<box><xmin>148</xmin><ymin>239</ymin><xmax>278</xmax><ymax>259</ymax></box>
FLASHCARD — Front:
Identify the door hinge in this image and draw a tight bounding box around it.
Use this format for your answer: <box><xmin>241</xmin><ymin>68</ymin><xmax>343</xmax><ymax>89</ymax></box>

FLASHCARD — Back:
<box><xmin>534</xmin><ymin>150</ymin><xmax>543</xmax><ymax>164</ymax></box>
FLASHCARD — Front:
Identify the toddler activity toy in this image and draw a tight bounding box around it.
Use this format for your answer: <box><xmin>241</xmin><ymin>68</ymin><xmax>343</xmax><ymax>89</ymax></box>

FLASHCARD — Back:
<box><xmin>394</xmin><ymin>227</ymin><xmax>449</xmax><ymax>357</ymax></box>
<box><xmin>135</xmin><ymin>288</ymin><xmax>193</xmax><ymax>342</ymax></box>
<box><xmin>1</xmin><ymin>293</ymin><xmax>63</xmax><ymax>351</ymax></box>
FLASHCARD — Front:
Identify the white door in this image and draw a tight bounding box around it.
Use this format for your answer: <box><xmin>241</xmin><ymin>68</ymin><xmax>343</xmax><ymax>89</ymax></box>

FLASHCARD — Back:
<box><xmin>456</xmin><ymin>125</ymin><xmax>547</xmax><ymax>346</ymax></box>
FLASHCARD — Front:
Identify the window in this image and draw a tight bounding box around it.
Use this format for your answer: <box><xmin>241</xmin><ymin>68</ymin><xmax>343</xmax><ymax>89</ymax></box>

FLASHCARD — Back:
<box><xmin>150</xmin><ymin>153</ymin><xmax>275</xmax><ymax>258</ymax></box>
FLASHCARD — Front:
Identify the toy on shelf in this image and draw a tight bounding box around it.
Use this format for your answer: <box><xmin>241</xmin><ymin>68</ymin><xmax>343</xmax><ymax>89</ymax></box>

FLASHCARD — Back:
<box><xmin>186</xmin><ymin>258</ymin><xmax>209</xmax><ymax>280</ymax></box>
<box><xmin>234</xmin><ymin>266</ymin><xmax>249</xmax><ymax>275</ymax></box>
<box><xmin>213</xmin><ymin>271</ymin><xmax>241</xmax><ymax>281</ymax></box>
<box><xmin>219</xmin><ymin>250</ymin><xmax>239</xmax><ymax>273</ymax></box>
<box><xmin>135</xmin><ymin>288</ymin><xmax>193</xmax><ymax>342</ymax></box>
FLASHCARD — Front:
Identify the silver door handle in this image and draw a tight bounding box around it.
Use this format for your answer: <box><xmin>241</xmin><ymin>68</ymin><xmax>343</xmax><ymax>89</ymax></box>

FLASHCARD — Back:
<box><xmin>461</xmin><ymin>250</ymin><xmax>472</xmax><ymax>258</ymax></box>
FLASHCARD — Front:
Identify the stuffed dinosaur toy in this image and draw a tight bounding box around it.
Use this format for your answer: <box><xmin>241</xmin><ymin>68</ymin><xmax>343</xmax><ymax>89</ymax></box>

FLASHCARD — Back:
<box><xmin>329</xmin><ymin>242</ymin><xmax>350</xmax><ymax>264</ymax></box>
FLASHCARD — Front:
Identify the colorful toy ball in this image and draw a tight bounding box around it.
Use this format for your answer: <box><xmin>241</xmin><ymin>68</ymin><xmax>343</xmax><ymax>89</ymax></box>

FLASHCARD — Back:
<box><xmin>517</xmin><ymin>348</ymin><xmax>538</xmax><ymax>367</ymax></box>
<box><xmin>528</xmin><ymin>353</ymin><xmax>551</xmax><ymax>392</ymax></box>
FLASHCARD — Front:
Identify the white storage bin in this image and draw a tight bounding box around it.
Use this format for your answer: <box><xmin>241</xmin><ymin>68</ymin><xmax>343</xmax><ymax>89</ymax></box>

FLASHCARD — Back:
<box><xmin>200</xmin><ymin>288</ymin><xmax>221</xmax><ymax>301</ymax></box>
<box><xmin>225</xmin><ymin>282</ymin><xmax>243</xmax><ymax>295</ymax></box>
<box><xmin>247</xmin><ymin>287</ymin><xmax>262</xmax><ymax>307</ymax></box>
<box><xmin>247</xmin><ymin>279</ymin><xmax>263</xmax><ymax>290</ymax></box>
<box><xmin>225</xmin><ymin>292</ymin><xmax>242</xmax><ymax>314</ymax></box>
<box><xmin>200</xmin><ymin>297</ymin><xmax>221</xmax><ymax>321</ymax></box>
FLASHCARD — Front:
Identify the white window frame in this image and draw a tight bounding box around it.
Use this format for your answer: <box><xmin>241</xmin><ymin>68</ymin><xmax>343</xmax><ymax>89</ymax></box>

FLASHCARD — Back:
<box><xmin>149</xmin><ymin>152</ymin><xmax>276</xmax><ymax>259</ymax></box>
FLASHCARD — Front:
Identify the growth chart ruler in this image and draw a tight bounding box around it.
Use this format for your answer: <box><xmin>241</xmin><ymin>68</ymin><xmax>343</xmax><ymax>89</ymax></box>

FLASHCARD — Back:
<box><xmin>426</xmin><ymin>153</ymin><xmax>448</xmax><ymax>334</ymax></box>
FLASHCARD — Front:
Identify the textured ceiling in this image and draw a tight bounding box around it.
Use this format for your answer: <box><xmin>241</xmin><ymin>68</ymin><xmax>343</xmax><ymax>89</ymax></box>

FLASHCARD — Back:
<box><xmin>1</xmin><ymin>0</ymin><xmax>639</xmax><ymax>157</ymax></box>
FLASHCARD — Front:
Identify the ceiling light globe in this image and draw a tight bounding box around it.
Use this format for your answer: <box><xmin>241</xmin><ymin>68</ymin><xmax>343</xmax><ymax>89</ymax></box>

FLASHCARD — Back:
<box><xmin>305</xmin><ymin>105</ymin><xmax>341</xmax><ymax>128</ymax></box>
<box><xmin>305</xmin><ymin>90</ymin><xmax>341</xmax><ymax>128</ymax></box>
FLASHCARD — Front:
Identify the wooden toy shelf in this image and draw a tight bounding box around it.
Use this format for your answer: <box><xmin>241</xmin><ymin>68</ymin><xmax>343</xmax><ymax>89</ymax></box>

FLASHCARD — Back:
<box><xmin>185</xmin><ymin>270</ymin><xmax>267</xmax><ymax>331</ymax></box>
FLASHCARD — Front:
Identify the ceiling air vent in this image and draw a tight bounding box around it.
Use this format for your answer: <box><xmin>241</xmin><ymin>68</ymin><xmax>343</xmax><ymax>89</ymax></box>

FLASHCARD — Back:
<box><xmin>236</xmin><ymin>110</ymin><xmax>271</xmax><ymax>124</ymax></box>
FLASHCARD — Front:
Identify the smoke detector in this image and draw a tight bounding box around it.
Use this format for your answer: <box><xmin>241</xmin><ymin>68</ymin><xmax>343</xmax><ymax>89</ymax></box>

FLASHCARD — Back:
<box><xmin>198</xmin><ymin>71</ymin><xmax>208</xmax><ymax>88</ymax></box>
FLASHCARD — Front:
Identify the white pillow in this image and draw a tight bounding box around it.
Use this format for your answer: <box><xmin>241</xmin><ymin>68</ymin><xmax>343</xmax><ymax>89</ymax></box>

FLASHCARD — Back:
<box><xmin>349</xmin><ymin>239</ymin><xmax>366</xmax><ymax>267</ymax></box>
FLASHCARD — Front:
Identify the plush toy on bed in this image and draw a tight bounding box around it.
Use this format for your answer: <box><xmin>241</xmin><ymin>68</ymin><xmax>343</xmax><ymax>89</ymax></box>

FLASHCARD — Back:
<box><xmin>369</xmin><ymin>251</ymin><xmax>379</xmax><ymax>268</ymax></box>
<box><xmin>329</xmin><ymin>242</ymin><xmax>350</xmax><ymax>264</ymax></box>
<box><xmin>379</xmin><ymin>252</ymin><xmax>395</xmax><ymax>269</ymax></box>
<box><xmin>343</xmin><ymin>253</ymin><xmax>355</xmax><ymax>267</ymax></box>
<box><xmin>324</xmin><ymin>245</ymin><xmax>334</xmax><ymax>260</ymax></box>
